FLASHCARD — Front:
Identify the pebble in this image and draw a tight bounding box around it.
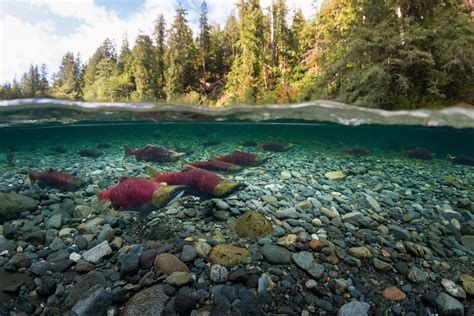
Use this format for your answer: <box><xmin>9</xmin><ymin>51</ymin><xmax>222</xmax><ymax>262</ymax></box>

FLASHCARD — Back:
<box><xmin>292</xmin><ymin>251</ymin><xmax>325</xmax><ymax>279</ymax></box>
<box><xmin>260</xmin><ymin>244</ymin><xmax>292</xmax><ymax>264</ymax></box>
<box><xmin>441</xmin><ymin>279</ymin><xmax>466</xmax><ymax>299</ymax></box>
<box><xmin>407</xmin><ymin>266</ymin><xmax>429</xmax><ymax>283</ymax></box>
<box><xmin>165</xmin><ymin>272</ymin><xmax>192</xmax><ymax>287</ymax></box>
<box><xmin>337</xmin><ymin>301</ymin><xmax>370</xmax><ymax>316</ymax></box>
<box><xmin>210</xmin><ymin>264</ymin><xmax>228</xmax><ymax>283</ymax></box>
<box><xmin>181</xmin><ymin>245</ymin><xmax>197</xmax><ymax>262</ymax></box>
<box><xmin>435</xmin><ymin>292</ymin><xmax>464</xmax><ymax>316</ymax></box>
<box><xmin>82</xmin><ymin>241</ymin><xmax>112</xmax><ymax>263</ymax></box>
<box><xmin>383</xmin><ymin>287</ymin><xmax>406</xmax><ymax>301</ymax></box>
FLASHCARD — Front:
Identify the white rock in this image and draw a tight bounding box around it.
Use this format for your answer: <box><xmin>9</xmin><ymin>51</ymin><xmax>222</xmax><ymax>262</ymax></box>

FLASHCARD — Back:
<box><xmin>69</xmin><ymin>252</ymin><xmax>81</xmax><ymax>262</ymax></box>
<box><xmin>280</xmin><ymin>171</ymin><xmax>291</xmax><ymax>180</ymax></box>
<box><xmin>82</xmin><ymin>241</ymin><xmax>112</xmax><ymax>263</ymax></box>
<box><xmin>210</xmin><ymin>264</ymin><xmax>228</xmax><ymax>283</ymax></box>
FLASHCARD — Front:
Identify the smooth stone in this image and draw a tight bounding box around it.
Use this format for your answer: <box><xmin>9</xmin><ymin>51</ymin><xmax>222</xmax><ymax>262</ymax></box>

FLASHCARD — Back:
<box><xmin>181</xmin><ymin>245</ymin><xmax>197</xmax><ymax>262</ymax></box>
<box><xmin>122</xmin><ymin>285</ymin><xmax>168</xmax><ymax>316</ymax></box>
<box><xmin>71</xmin><ymin>284</ymin><xmax>112</xmax><ymax>316</ymax></box>
<box><xmin>407</xmin><ymin>266</ymin><xmax>429</xmax><ymax>283</ymax></box>
<box><xmin>324</xmin><ymin>171</ymin><xmax>346</xmax><ymax>180</ymax></box>
<box><xmin>459</xmin><ymin>274</ymin><xmax>474</xmax><ymax>296</ymax></box>
<box><xmin>349</xmin><ymin>246</ymin><xmax>372</xmax><ymax>259</ymax></box>
<box><xmin>281</xmin><ymin>171</ymin><xmax>291</xmax><ymax>179</ymax></box>
<box><xmin>165</xmin><ymin>272</ymin><xmax>192</xmax><ymax>287</ymax></box>
<box><xmin>140</xmin><ymin>249</ymin><xmax>158</xmax><ymax>269</ymax></box>
<box><xmin>215</xmin><ymin>200</ymin><xmax>230</xmax><ymax>210</ymax></box>
<box><xmin>72</xmin><ymin>205</ymin><xmax>93</xmax><ymax>218</ymax></box>
<box><xmin>0</xmin><ymin>192</ymin><xmax>37</xmax><ymax>224</ymax></box>
<box><xmin>383</xmin><ymin>287</ymin><xmax>406</xmax><ymax>301</ymax></box>
<box><xmin>234</xmin><ymin>211</ymin><xmax>272</xmax><ymax>239</ymax></box>
<box><xmin>373</xmin><ymin>258</ymin><xmax>392</xmax><ymax>271</ymax></box>
<box><xmin>436</xmin><ymin>292</ymin><xmax>464</xmax><ymax>316</ymax></box>
<box><xmin>154</xmin><ymin>253</ymin><xmax>189</xmax><ymax>275</ymax></box>
<box><xmin>363</xmin><ymin>193</ymin><xmax>381</xmax><ymax>212</ymax></box>
<box><xmin>82</xmin><ymin>241</ymin><xmax>112</xmax><ymax>263</ymax></box>
<box><xmin>388</xmin><ymin>225</ymin><xmax>412</xmax><ymax>241</ymax></box>
<box><xmin>45</xmin><ymin>214</ymin><xmax>62</xmax><ymax>229</ymax></box>
<box><xmin>119</xmin><ymin>253</ymin><xmax>140</xmax><ymax>276</ymax></box>
<box><xmin>337</xmin><ymin>301</ymin><xmax>370</xmax><ymax>316</ymax></box>
<box><xmin>460</xmin><ymin>235</ymin><xmax>474</xmax><ymax>248</ymax></box>
<box><xmin>292</xmin><ymin>251</ymin><xmax>325</xmax><ymax>279</ymax></box>
<box><xmin>208</xmin><ymin>244</ymin><xmax>251</xmax><ymax>266</ymax></box>
<box><xmin>261</xmin><ymin>195</ymin><xmax>278</xmax><ymax>204</ymax></box>
<box><xmin>441</xmin><ymin>279</ymin><xmax>466</xmax><ymax>299</ymax></box>
<box><xmin>195</xmin><ymin>241</ymin><xmax>212</xmax><ymax>258</ymax></box>
<box><xmin>321</xmin><ymin>207</ymin><xmax>339</xmax><ymax>219</ymax></box>
<box><xmin>260</xmin><ymin>244</ymin><xmax>292</xmax><ymax>264</ymax></box>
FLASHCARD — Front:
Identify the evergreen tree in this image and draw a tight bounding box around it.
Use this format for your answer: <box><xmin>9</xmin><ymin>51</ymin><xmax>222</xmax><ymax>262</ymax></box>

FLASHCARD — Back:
<box><xmin>225</xmin><ymin>0</ymin><xmax>265</xmax><ymax>103</ymax></box>
<box><xmin>39</xmin><ymin>63</ymin><xmax>49</xmax><ymax>96</ymax></box>
<box><xmin>165</xmin><ymin>6</ymin><xmax>197</xmax><ymax>100</ymax></box>
<box><xmin>153</xmin><ymin>14</ymin><xmax>167</xmax><ymax>99</ymax></box>
<box><xmin>223</xmin><ymin>15</ymin><xmax>240</xmax><ymax>71</ymax></box>
<box><xmin>132</xmin><ymin>34</ymin><xmax>157</xmax><ymax>100</ymax></box>
<box><xmin>199</xmin><ymin>0</ymin><xmax>211</xmax><ymax>75</ymax></box>
<box><xmin>51</xmin><ymin>52</ymin><xmax>82</xmax><ymax>99</ymax></box>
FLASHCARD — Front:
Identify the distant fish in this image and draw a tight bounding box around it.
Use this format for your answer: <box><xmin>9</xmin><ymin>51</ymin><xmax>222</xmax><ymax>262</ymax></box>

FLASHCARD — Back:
<box><xmin>50</xmin><ymin>146</ymin><xmax>67</xmax><ymax>154</ymax></box>
<box><xmin>189</xmin><ymin>159</ymin><xmax>242</xmax><ymax>173</ymax></box>
<box><xmin>202</xmin><ymin>140</ymin><xmax>221</xmax><ymax>147</ymax></box>
<box><xmin>215</xmin><ymin>150</ymin><xmax>268</xmax><ymax>166</ymax></box>
<box><xmin>403</xmin><ymin>147</ymin><xmax>434</xmax><ymax>160</ymax></box>
<box><xmin>345</xmin><ymin>146</ymin><xmax>369</xmax><ymax>156</ymax></box>
<box><xmin>78</xmin><ymin>148</ymin><xmax>102</xmax><ymax>158</ymax></box>
<box><xmin>99</xmin><ymin>177</ymin><xmax>187</xmax><ymax>214</ymax></box>
<box><xmin>147</xmin><ymin>166</ymin><xmax>245</xmax><ymax>198</ymax></box>
<box><xmin>448</xmin><ymin>154</ymin><xmax>474</xmax><ymax>166</ymax></box>
<box><xmin>259</xmin><ymin>142</ymin><xmax>292</xmax><ymax>152</ymax></box>
<box><xmin>124</xmin><ymin>145</ymin><xmax>183</xmax><ymax>163</ymax></box>
<box><xmin>29</xmin><ymin>168</ymin><xmax>85</xmax><ymax>191</ymax></box>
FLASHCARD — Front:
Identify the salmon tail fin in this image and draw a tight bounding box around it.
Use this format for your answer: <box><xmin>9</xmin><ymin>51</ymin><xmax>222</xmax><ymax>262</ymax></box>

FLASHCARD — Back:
<box><xmin>124</xmin><ymin>145</ymin><xmax>132</xmax><ymax>159</ymax></box>
<box><xmin>146</xmin><ymin>166</ymin><xmax>159</xmax><ymax>179</ymax></box>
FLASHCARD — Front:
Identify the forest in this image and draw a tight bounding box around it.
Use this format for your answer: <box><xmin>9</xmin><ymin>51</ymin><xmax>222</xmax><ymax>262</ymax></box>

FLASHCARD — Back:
<box><xmin>1</xmin><ymin>0</ymin><xmax>473</xmax><ymax>109</ymax></box>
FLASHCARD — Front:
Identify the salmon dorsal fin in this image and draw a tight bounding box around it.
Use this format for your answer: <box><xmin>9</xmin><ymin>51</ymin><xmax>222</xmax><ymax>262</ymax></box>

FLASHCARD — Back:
<box><xmin>119</xmin><ymin>176</ymin><xmax>129</xmax><ymax>183</ymax></box>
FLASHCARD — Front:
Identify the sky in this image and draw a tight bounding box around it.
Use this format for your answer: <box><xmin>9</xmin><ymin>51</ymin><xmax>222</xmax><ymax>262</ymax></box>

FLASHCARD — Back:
<box><xmin>0</xmin><ymin>0</ymin><xmax>320</xmax><ymax>84</ymax></box>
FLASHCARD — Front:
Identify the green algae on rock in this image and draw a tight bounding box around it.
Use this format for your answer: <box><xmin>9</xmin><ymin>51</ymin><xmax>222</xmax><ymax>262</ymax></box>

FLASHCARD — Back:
<box><xmin>234</xmin><ymin>211</ymin><xmax>272</xmax><ymax>239</ymax></box>
<box><xmin>209</xmin><ymin>244</ymin><xmax>251</xmax><ymax>266</ymax></box>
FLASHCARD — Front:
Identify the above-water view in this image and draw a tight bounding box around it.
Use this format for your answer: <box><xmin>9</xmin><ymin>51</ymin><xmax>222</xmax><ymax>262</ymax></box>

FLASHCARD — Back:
<box><xmin>1</xmin><ymin>0</ymin><xmax>474</xmax><ymax>315</ymax></box>
<box><xmin>0</xmin><ymin>101</ymin><xmax>473</xmax><ymax>315</ymax></box>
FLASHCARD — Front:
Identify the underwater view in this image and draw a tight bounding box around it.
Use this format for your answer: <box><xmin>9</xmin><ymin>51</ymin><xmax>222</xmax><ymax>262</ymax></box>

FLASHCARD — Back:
<box><xmin>0</xmin><ymin>101</ymin><xmax>473</xmax><ymax>315</ymax></box>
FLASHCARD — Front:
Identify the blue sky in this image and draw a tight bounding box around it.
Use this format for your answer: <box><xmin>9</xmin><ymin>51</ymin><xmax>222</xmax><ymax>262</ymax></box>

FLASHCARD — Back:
<box><xmin>0</xmin><ymin>0</ymin><xmax>318</xmax><ymax>84</ymax></box>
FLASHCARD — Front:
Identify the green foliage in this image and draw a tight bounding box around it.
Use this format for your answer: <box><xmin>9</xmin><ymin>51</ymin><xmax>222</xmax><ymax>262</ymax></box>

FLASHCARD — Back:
<box><xmin>2</xmin><ymin>0</ymin><xmax>472</xmax><ymax>109</ymax></box>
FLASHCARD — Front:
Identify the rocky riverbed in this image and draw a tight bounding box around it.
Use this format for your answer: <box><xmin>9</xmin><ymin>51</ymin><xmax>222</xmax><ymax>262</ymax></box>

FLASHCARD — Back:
<box><xmin>0</xmin><ymin>134</ymin><xmax>473</xmax><ymax>316</ymax></box>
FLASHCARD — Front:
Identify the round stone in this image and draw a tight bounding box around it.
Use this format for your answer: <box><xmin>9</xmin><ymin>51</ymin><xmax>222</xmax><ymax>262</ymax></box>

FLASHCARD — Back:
<box><xmin>154</xmin><ymin>253</ymin><xmax>189</xmax><ymax>275</ymax></box>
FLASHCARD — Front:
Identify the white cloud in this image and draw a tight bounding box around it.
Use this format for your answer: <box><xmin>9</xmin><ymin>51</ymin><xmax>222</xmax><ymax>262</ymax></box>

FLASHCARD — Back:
<box><xmin>0</xmin><ymin>0</ymin><xmax>320</xmax><ymax>84</ymax></box>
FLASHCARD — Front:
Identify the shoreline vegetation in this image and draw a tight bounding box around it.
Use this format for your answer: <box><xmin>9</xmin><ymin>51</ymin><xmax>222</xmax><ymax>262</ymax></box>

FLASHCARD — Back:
<box><xmin>1</xmin><ymin>0</ymin><xmax>473</xmax><ymax>110</ymax></box>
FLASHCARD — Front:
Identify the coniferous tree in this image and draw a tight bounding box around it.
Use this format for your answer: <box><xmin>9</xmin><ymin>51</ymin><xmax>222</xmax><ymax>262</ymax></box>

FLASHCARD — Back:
<box><xmin>51</xmin><ymin>52</ymin><xmax>82</xmax><ymax>99</ymax></box>
<box><xmin>199</xmin><ymin>0</ymin><xmax>211</xmax><ymax>79</ymax></box>
<box><xmin>165</xmin><ymin>6</ymin><xmax>197</xmax><ymax>100</ymax></box>
<box><xmin>223</xmin><ymin>15</ymin><xmax>240</xmax><ymax>71</ymax></box>
<box><xmin>225</xmin><ymin>0</ymin><xmax>265</xmax><ymax>103</ymax></box>
<box><xmin>153</xmin><ymin>14</ymin><xmax>167</xmax><ymax>99</ymax></box>
<box><xmin>132</xmin><ymin>34</ymin><xmax>157</xmax><ymax>100</ymax></box>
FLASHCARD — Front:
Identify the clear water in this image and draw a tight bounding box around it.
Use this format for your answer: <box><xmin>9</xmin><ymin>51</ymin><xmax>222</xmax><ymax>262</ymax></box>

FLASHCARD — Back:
<box><xmin>0</xmin><ymin>99</ymin><xmax>473</xmax><ymax>314</ymax></box>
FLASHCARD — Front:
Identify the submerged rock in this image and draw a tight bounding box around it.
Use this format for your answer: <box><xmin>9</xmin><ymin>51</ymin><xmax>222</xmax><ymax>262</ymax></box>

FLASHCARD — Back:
<box><xmin>209</xmin><ymin>244</ymin><xmax>251</xmax><ymax>266</ymax></box>
<box><xmin>0</xmin><ymin>192</ymin><xmax>37</xmax><ymax>224</ymax></box>
<box><xmin>324</xmin><ymin>171</ymin><xmax>346</xmax><ymax>180</ymax></box>
<box><xmin>234</xmin><ymin>211</ymin><xmax>272</xmax><ymax>239</ymax></box>
<box><xmin>122</xmin><ymin>285</ymin><xmax>168</xmax><ymax>316</ymax></box>
<box><xmin>153</xmin><ymin>253</ymin><xmax>189</xmax><ymax>275</ymax></box>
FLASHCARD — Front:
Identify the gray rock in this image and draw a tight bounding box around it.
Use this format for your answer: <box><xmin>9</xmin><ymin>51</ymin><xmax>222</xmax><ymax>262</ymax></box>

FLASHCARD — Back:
<box><xmin>388</xmin><ymin>225</ymin><xmax>412</xmax><ymax>241</ymax></box>
<box><xmin>461</xmin><ymin>221</ymin><xmax>474</xmax><ymax>235</ymax></box>
<box><xmin>274</xmin><ymin>209</ymin><xmax>300</xmax><ymax>220</ymax></box>
<box><xmin>364</xmin><ymin>194</ymin><xmax>381</xmax><ymax>212</ymax></box>
<box><xmin>337</xmin><ymin>301</ymin><xmax>371</xmax><ymax>316</ymax></box>
<box><xmin>119</xmin><ymin>253</ymin><xmax>140</xmax><ymax>276</ymax></box>
<box><xmin>165</xmin><ymin>271</ymin><xmax>192</xmax><ymax>287</ymax></box>
<box><xmin>97</xmin><ymin>225</ymin><xmax>115</xmax><ymax>243</ymax></box>
<box><xmin>210</xmin><ymin>264</ymin><xmax>228</xmax><ymax>283</ymax></box>
<box><xmin>0</xmin><ymin>235</ymin><xmax>17</xmax><ymax>252</ymax></box>
<box><xmin>215</xmin><ymin>200</ymin><xmax>230</xmax><ymax>210</ymax></box>
<box><xmin>45</xmin><ymin>214</ymin><xmax>62</xmax><ymax>229</ymax></box>
<box><xmin>181</xmin><ymin>245</ymin><xmax>197</xmax><ymax>262</ymax></box>
<box><xmin>292</xmin><ymin>251</ymin><xmax>325</xmax><ymax>279</ymax></box>
<box><xmin>0</xmin><ymin>192</ymin><xmax>37</xmax><ymax>224</ymax></box>
<box><xmin>82</xmin><ymin>241</ymin><xmax>112</xmax><ymax>263</ymax></box>
<box><xmin>71</xmin><ymin>284</ymin><xmax>112</xmax><ymax>316</ymax></box>
<box><xmin>460</xmin><ymin>235</ymin><xmax>474</xmax><ymax>248</ymax></box>
<box><xmin>373</xmin><ymin>258</ymin><xmax>392</xmax><ymax>271</ymax></box>
<box><xmin>436</xmin><ymin>292</ymin><xmax>464</xmax><ymax>316</ymax></box>
<box><xmin>72</xmin><ymin>205</ymin><xmax>93</xmax><ymax>218</ymax></box>
<box><xmin>407</xmin><ymin>266</ymin><xmax>429</xmax><ymax>283</ymax></box>
<box><xmin>122</xmin><ymin>285</ymin><xmax>169</xmax><ymax>316</ymax></box>
<box><xmin>260</xmin><ymin>245</ymin><xmax>292</xmax><ymax>264</ymax></box>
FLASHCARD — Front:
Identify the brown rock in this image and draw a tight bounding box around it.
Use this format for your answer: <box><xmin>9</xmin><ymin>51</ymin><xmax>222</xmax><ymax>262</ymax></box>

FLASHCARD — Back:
<box><xmin>309</xmin><ymin>239</ymin><xmax>325</xmax><ymax>252</ymax></box>
<box><xmin>326</xmin><ymin>252</ymin><xmax>340</xmax><ymax>265</ymax></box>
<box><xmin>349</xmin><ymin>246</ymin><xmax>372</xmax><ymax>259</ymax></box>
<box><xmin>460</xmin><ymin>274</ymin><xmax>474</xmax><ymax>296</ymax></box>
<box><xmin>153</xmin><ymin>253</ymin><xmax>189</xmax><ymax>275</ymax></box>
<box><xmin>209</xmin><ymin>244</ymin><xmax>251</xmax><ymax>266</ymax></box>
<box><xmin>234</xmin><ymin>211</ymin><xmax>272</xmax><ymax>239</ymax></box>
<box><xmin>383</xmin><ymin>287</ymin><xmax>406</xmax><ymax>301</ymax></box>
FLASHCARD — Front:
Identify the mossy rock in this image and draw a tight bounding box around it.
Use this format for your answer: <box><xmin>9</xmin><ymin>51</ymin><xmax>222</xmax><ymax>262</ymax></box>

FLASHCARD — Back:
<box><xmin>234</xmin><ymin>211</ymin><xmax>272</xmax><ymax>239</ymax></box>
<box><xmin>209</xmin><ymin>244</ymin><xmax>251</xmax><ymax>266</ymax></box>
